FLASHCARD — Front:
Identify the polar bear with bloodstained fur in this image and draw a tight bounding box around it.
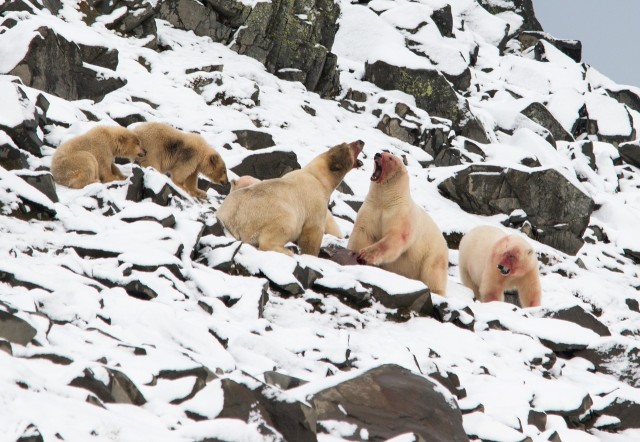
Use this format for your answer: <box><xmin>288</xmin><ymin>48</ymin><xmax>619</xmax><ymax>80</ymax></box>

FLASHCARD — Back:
<box><xmin>458</xmin><ymin>225</ymin><xmax>541</xmax><ymax>307</ymax></box>
<box><xmin>51</xmin><ymin>125</ymin><xmax>146</xmax><ymax>188</ymax></box>
<box><xmin>347</xmin><ymin>152</ymin><xmax>449</xmax><ymax>295</ymax></box>
<box><xmin>132</xmin><ymin>122</ymin><xmax>228</xmax><ymax>198</ymax></box>
<box><xmin>230</xmin><ymin>175</ymin><xmax>344</xmax><ymax>238</ymax></box>
<box><xmin>217</xmin><ymin>140</ymin><xmax>364</xmax><ymax>256</ymax></box>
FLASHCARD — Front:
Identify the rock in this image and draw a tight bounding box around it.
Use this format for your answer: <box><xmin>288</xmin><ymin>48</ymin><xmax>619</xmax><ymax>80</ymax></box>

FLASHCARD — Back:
<box><xmin>16</xmin><ymin>424</ymin><xmax>43</xmax><ymax>442</ymax></box>
<box><xmin>479</xmin><ymin>0</ymin><xmax>542</xmax><ymax>32</ymax></box>
<box><xmin>618</xmin><ymin>141</ymin><xmax>640</xmax><ymax>168</ymax></box>
<box><xmin>230</xmin><ymin>0</ymin><xmax>341</xmax><ymax>97</ymax></box>
<box><xmin>9</xmin><ymin>27</ymin><xmax>125</xmax><ymax>102</ymax></box>
<box><xmin>607</xmin><ymin>88</ymin><xmax>640</xmax><ymax>113</ymax></box>
<box><xmin>438</xmin><ymin>164</ymin><xmax>594</xmax><ymax>255</ymax></box>
<box><xmin>263</xmin><ymin>371</ymin><xmax>308</xmax><ymax>390</ymax></box>
<box><xmin>542</xmin><ymin>306</ymin><xmax>611</xmax><ymax>337</ymax></box>
<box><xmin>219</xmin><ymin>379</ymin><xmax>317</xmax><ymax>441</ymax></box>
<box><xmin>0</xmin><ymin>339</ymin><xmax>12</xmax><ymax>355</ymax></box>
<box><xmin>124</xmin><ymin>280</ymin><xmax>159</xmax><ymax>300</ymax></box>
<box><xmin>70</xmin><ymin>367</ymin><xmax>146</xmax><ymax>406</ymax></box>
<box><xmin>592</xmin><ymin>396</ymin><xmax>640</xmax><ymax>430</ymax></box>
<box><xmin>157</xmin><ymin>0</ymin><xmax>234</xmax><ymax>43</ymax></box>
<box><xmin>518</xmin><ymin>31</ymin><xmax>582</xmax><ymax>63</ymax></box>
<box><xmin>528</xmin><ymin>409</ymin><xmax>547</xmax><ymax>432</ymax></box>
<box><xmin>0</xmin><ymin>83</ymin><xmax>44</xmax><ymax>157</ymax></box>
<box><xmin>364</xmin><ymin>60</ymin><xmax>489</xmax><ymax>143</ymax></box>
<box><xmin>0</xmin><ymin>310</ymin><xmax>37</xmax><ymax>346</ymax></box>
<box><xmin>575</xmin><ymin>342</ymin><xmax>640</xmax><ymax>388</ymax></box>
<box><xmin>432</xmin><ymin>299</ymin><xmax>475</xmax><ymax>331</ymax></box>
<box><xmin>231</xmin><ymin>150</ymin><xmax>300</xmax><ymax>180</ymax></box>
<box><xmin>233</xmin><ymin>129</ymin><xmax>275</xmax><ymax>150</ymax></box>
<box><xmin>520</xmin><ymin>102</ymin><xmax>574</xmax><ymax>143</ymax></box>
<box><xmin>319</xmin><ymin>246</ymin><xmax>359</xmax><ymax>266</ymax></box>
<box><xmin>431</xmin><ymin>4</ymin><xmax>453</xmax><ymax>38</ymax></box>
<box><xmin>0</xmin><ymin>135</ymin><xmax>29</xmax><ymax>170</ymax></box>
<box><xmin>77</xmin><ymin>43</ymin><xmax>119</xmax><ymax>71</ymax></box>
<box><xmin>376</xmin><ymin>114</ymin><xmax>421</xmax><ymax>145</ymax></box>
<box><xmin>14</xmin><ymin>171</ymin><xmax>59</xmax><ymax>204</ymax></box>
<box><xmin>311</xmin><ymin>364</ymin><xmax>468</xmax><ymax>442</ymax></box>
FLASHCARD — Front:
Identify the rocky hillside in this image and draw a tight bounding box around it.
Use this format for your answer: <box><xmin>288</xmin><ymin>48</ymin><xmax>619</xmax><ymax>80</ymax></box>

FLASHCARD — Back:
<box><xmin>1</xmin><ymin>0</ymin><xmax>640</xmax><ymax>441</ymax></box>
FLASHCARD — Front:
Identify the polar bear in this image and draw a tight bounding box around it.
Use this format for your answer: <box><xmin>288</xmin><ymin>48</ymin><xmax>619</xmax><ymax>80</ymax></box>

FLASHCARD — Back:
<box><xmin>458</xmin><ymin>225</ymin><xmax>541</xmax><ymax>307</ymax></box>
<box><xmin>347</xmin><ymin>152</ymin><xmax>449</xmax><ymax>295</ymax></box>
<box><xmin>51</xmin><ymin>125</ymin><xmax>145</xmax><ymax>188</ymax></box>
<box><xmin>217</xmin><ymin>140</ymin><xmax>364</xmax><ymax>256</ymax></box>
<box><xmin>230</xmin><ymin>175</ymin><xmax>343</xmax><ymax>238</ymax></box>
<box><xmin>132</xmin><ymin>122</ymin><xmax>228</xmax><ymax>198</ymax></box>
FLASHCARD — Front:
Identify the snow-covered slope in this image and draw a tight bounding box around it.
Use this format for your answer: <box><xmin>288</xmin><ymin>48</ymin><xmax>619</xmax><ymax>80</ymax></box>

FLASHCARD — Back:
<box><xmin>0</xmin><ymin>0</ymin><xmax>640</xmax><ymax>441</ymax></box>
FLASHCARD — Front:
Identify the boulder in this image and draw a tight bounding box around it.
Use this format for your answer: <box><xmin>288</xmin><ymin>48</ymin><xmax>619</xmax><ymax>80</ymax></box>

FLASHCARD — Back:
<box><xmin>0</xmin><ymin>83</ymin><xmax>45</xmax><ymax>157</ymax></box>
<box><xmin>592</xmin><ymin>396</ymin><xmax>640</xmax><ymax>430</ymax></box>
<box><xmin>231</xmin><ymin>150</ymin><xmax>300</xmax><ymax>180</ymax></box>
<box><xmin>431</xmin><ymin>4</ymin><xmax>453</xmax><ymax>38</ymax></box>
<box><xmin>0</xmin><ymin>310</ymin><xmax>37</xmax><ymax>346</ymax></box>
<box><xmin>0</xmin><ymin>135</ymin><xmax>29</xmax><ymax>170</ymax></box>
<box><xmin>157</xmin><ymin>0</ymin><xmax>234</xmax><ymax>43</ymax></box>
<box><xmin>233</xmin><ymin>129</ymin><xmax>275</xmax><ymax>150</ymax></box>
<box><xmin>618</xmin><ymin>141</ymin><xmax>640</xmax><ymax>168</ymax></box>
<box><xmin>541</xmin><ymin>306</ymin><xmax>611</xmax><ymax>337</ymax></box>
<box><xmin>218</xmin><ymin>379</ymin><xmax>317</xmax><ymax>441</ymax></box>
<box><xmin>311</xmin><ymin>364</ymin><xmax>468</xmax><ymax>442</ymax></box>
<box><xmin>607</xmin><ymin>88</ymin><xmax>640</xmax><ymax>113</ymax></box>
<box><xmin>9</xmin><ymin>27</ymin><xmax>125</xmax><ymax>102</ymax></box>
<box><xmin>575</xmin><ymin>342</ymin><xmax>640</xmax><ymax>388</ymax></box>
<box><xmin>478</xmin><ymin>0</ymin><xmax>542</xmax><ymax>32</ymax></box>
<box><xmin>364</xmin><ymin>60</ymin><xmax>489</xmax><ymax>143</ymax></box>
<box><xmin>518</xmin><ymin>31</ymin><xmax>582</xmax><ymax>63</ymax></box>
<box><xmin>520</xmin><ymin>102</ymin><xmax>574</xmax><ymax>143</ymax></box>
<box><xmin>69</xmin><ymin>367</ymin><xmax>147</xmax><ymax>406</ymax></box>
<box><xmin>14</xmin><ymin>171</ymin><xmax>59</xmax><ymax>204</ymax></box>
<box><xmin>438</xmin><ymin>165</ymin><xmax>594</xmax><ymax>255</ymax></box>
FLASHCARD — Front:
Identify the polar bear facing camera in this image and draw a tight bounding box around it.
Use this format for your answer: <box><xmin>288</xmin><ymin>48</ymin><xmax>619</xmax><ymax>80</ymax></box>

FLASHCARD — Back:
<box><xmin>458</xmin><ymin>225</ymin><xmax>541</xmax><ymax>307</ymax></box>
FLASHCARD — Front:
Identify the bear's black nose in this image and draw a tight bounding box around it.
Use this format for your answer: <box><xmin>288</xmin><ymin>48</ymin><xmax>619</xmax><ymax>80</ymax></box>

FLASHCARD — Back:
<box><xmin>497</xmin><ymin>264</ymin><xmax>510</xmax><ymax>275</ymax></box>
<box><xmin>374</xmin><ymin>152</ymin><xmax>382</xmax><ymax>160</ymax></box>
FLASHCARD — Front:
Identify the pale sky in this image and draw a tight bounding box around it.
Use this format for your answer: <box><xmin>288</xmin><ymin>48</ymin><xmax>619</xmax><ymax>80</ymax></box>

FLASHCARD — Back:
<box><xmin>532</xmin><ymin>0</ymin><xmax>640</xmax><ymax>88</ymax></box>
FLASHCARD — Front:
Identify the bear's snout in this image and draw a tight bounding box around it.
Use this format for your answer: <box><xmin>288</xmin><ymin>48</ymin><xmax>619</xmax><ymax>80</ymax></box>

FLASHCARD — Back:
<box><xmin>497</xmin><ymin>264</ymin><xmax>510</xmax><ymax>275</ymax></box>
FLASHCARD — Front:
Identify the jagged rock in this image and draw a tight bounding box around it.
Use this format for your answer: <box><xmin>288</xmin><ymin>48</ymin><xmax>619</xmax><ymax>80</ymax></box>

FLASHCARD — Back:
<box><xmin>263</xmin><ymin>371</ymin><xmax>308</xmax><ymax>390</ymax></box>
<box><xmin>364</xmin><ymin>60</ymin><xmax>489</xmax><ymax>143</ymax></box>
<box><xmin>607</xmin><ymin>88</ymin><xmax>640</xmax><ymax>113</ymax></box>
<box><xmin>431</xmin><ymin>4</ymin><xmax>453</xmax><ymax>38</ymax></box>
<box><xmin>1</xmin><ymin>0</ymin><xmax>61</xmax><ymax>14</ymax></box>
<box><xmin>0</xmin><ymin>339</ymin><xmax>12</xmax><ymax>355</ymax></box>
<box><xmin>534</xmin><ymin>391</ymin><xmax>593</xmax><ymax>421</ymax></box>
<box><xmin>528</xmin><ymin>409</ymin><xmax>547</xmax><ymax>432</ymax></box>
<box><xmin>311</xmin><ymin>364</ymin><xmax>468</xmax><ymax>442</ymax></box>
<box><xmin>438</xmin><ymin>164</ymin><xmax>594</xmax><ymax>255</ymax></box>
<box><xmin>218</xmin><ymin>378</ymin><xmax>317</xmax><ymax>441</ymax></box>
<box><xmin>229</xmin><ymin>0</ymin><xmax>341</xmax><ymax>97</ymax></box>
<box><xmin>428</xmin><ymin>368</ymin><xmax>466</xmax><ymax>399</ymax></box>
<box><xmin>313</xmin><ymin>278</ymin><xmax>371</xmax><ymax>308</ymax></box>
<box><xmin>542</xmin><ymin>306</ymin><xmax>611</xmax><ymax>337</ymax></box>
<box><xmin>479</xmin><ymin>0</ymin><xmax>542</xmax><ymax>32</ymax></box>
<box><xmin>520</xmin><ymin>102</ymin><xmax>574</xmax><ymax>143</ymax></box>
<box><xmin>0</xmin><ymin>83</ymin><xmax>44</xmax><ymax>157</ymax></box>
<box><xmin>231</xmin><ymin>150</ymin><xmax>300</xmax><ymax>180</ymax></box>
<box><xmin>15</xmin><ymin>171</ymin><xmax>59</xmax><ymax>204</ymax></box>
<box><xmin>124</xmin><ymin>280</ymin><xmax>159</xmax><ymax>300</ymax></box>
<box><xmin>432</xmin><ymin>299</ymin><xmax>475</xmax><ymax>330</ymax></box>
<box><xmin>618</xmin><ymin>141</ymin><xmax>640</xmax><ymax>168</ymax></box>
<box><xmin>518</xmin><ymin>31</ymin><xmax>582</xmax><ymax>63</ymax></box>
<box><xmin>77</xmin><ymin>43</ymin><xmax>119</xmax><ymax>71</ymax></box>
<box><xmin>8</xmin><ymin>27</ymin><xmax>125</xmax><ymax>102</ymax></box>
<box><xmin>575</xmin><ymin>342</ymin><xmax>640</xmax><ymax>388</ymax></box>
<box><xmin>0</xmin><ymin>310</ymin><xmax>37</xmax><ymax>346</ymax></box>
<box><xmin>233</xmin><ymin>129</ymin><xmax>275</xmax><ymax>150</ymax></box>
<box><xmin>16</xmin><ymin>424</ymin><xmax>43</xmax><ymax>442</ymax></box>
<box><xmin>157</xmin><ymin>0</ymin><xmax>234</xmax><ymax>42</ymax></box>
<box><xmin>0</xmin><ymin>171</ymin><xmax>57</xmax><ymax>221</ymax></box>
<box><xmin>70</xmin><ymin>367</ymin><xmax>146</xmax><ymax>406</ymax></box>
<box><xmin>376</xmin><ymin>114</ymin><xmax>421</xmax><ymax>145</ymax></box>
<box><xmin>592</xmin><ymin>396</ymin><xmax>640</xmax><ymax>430</ymax></box>
<box><xmin>319</xmin><ymin>246</ymin><xmax>358</xmax><ymax>266</ymax></box>
<box><xmin>0</xmin><ymin>135</ymin><xmax>29</xmax><ymax>170</ymax></box>
<box><xmin>26</xmin><ymin>353</ymin><xmax>73</xmax><ymax>365</ymax></box>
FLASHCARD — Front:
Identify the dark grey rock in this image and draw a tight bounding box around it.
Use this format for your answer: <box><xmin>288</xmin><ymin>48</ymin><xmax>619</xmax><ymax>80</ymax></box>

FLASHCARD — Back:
<box><xmin>0</xmin><ymin>85</ymin><xmax>44</xmax><ymax>157</ymax></box>
<box><xmin>432</xmin><ymin>300</ymin><xmax>475</xmax><ymax>331</ymax></box>
<box><xmin>233</xmin><ymin>129</ymin><xmax>275</xmax><ymax>150</ymax></box>
<box><xmin>26</xmin><ymin>353</ymin><xmax>73</xmax><ymax>365</ymax></box>
<box><xmin>15</xmin><ymin>171</ymin><xmax>59</xmax><ymax>204</ymax></box>
<box><xmin>124</xmin><ymin>280</ymin><xmax>159</xmax><ymax>300</ymax></box>
<box><xmin>219</xmin><ymin>379</ymin><xmax>317</xmax><ymax>441</ymax></box>
<box><xmin>479</xmin><ymin>0</ymin><xmax>542</xmax><ymax>32</ymax></box>
<box><xmin>575</xmin><ymin>343</ymin><xmax>640</xmax><ymax>388</ymax></box>
<box><xmin>376</xmin><ymin>114</ymin><xmax>421</xmax><ymax>145</ymax></box>
<box><xmin>231</xmin><ymin>150</ymin><xmax>300</xmax><ymax>180</ymax></box>
<box><xmin>438</xmin><ymin>164</ymin><xmax>594</xmax><ymax>255</ymax></box>
<box><xmin>69</xmin><ymin>367</ymin><xmax>146</xmax><ymax>406</ymax></box>
<box><xmin>16</xmin><ymin>424</ymin><xmax>43</xmax><ymax>442</ymax></box>
<box><xmin>364</xmin><ymin>60</ymin><xmax>489</xmax><ymax>143</ymax></box>
<box><xmin>0</xmin><ymin>173</ymin><xmax>57</xmax><ymax>221</ymax></box>
<box><xmin>77</xmin><ymin>43</ymin><xmax>119</xmax><ymax>70</ymax></box>
<box><xmin>520</xmin><ymin>102</ymin><xmax>574</xmax><ymax>143</ymax></box>
<box><xmin>535</xmin><ymin>392</ymin><xmax>592</xmax><ymax>419</ymax></box>
<box><xmin>263</xmin><ymin>371</ymin><xmax>308</xmax><ymax>390</ymax></box>
<box><xmin>293</xmin><ymin>265</ymin><xmax>322</xmax><ymax>290</ymax></box>
<box><xmin>319</xmin><ymin>246</ymin><xmax>359</xmax><ymax>266</ymax></box>
<box><xmin>0</xmin><ymin>137</ymin><xmax>29</xmax><ymax>170</ymax></box>
<box><xmin>0</xmin><ymin>311</ymin><xmax>36</xmax><ymax>346</ymax></box>
<box><xmin>9</xmin><ymin>27</ymin><xmax>125</xmax><ymax>102</ymax></box>
<box><xmin>592</xmin><ymin>397</ymin><xmax>640</xmax><ymax>430</ymax></box>
<box><xmin>0</xmin><ymin>339</ymin><xmax>12</xmax><ymax>355</ymax></box>
<box><xmin>607</xmin><ymin>88</ymin><xmax>640</xmax><ymax>113</ymax></box>
<box><xmin>431</xmin><ymin>4</ymin><xmax>453</xmax><ymax>37</ymax></box>
<box><xmin>542</xmin><ymin>306</ymin><xmax>610</xmax><ymax>337</ymax></box>
<box><xmin>313</xmin><ymin>279</ymin><xmax>371</xmax><ymax>308</ymax></box>
<box><xmin>618</xmin><ymin>141</ymin><xmax>640</xmax><ymax>168</ymax></box>
<box><xmin>157</xmin><ymin>0</ymin><xmax>234</xmax><ymax>42</ymax></box>
<box><xmin>361</xmin><ymin>281</ymin><xmax>429</xmax><ymax>311</ymax></box>
<box><xmin>311</xmin><ymin>364</ymin><xmax>468</xmax><ymax>442</ymax></box>
<box><xmin>528</xmin><ymin>409</ymin><xmax>547</xmax><ymax>431</ymax></box>
<box><xmin>428</xmin><ymin>368</ymin><xmax>466</xmax><ymax>399</ymax></box>
<box><xmin>518</xmin><ymin>31</ymin><xmax>582</xmax><ymax>62</ymax></box>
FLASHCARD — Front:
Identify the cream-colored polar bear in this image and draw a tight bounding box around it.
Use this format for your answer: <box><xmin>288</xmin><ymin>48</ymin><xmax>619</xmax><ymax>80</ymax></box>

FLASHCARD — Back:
<box><xmin>217</xmin><ymin>140</ymin><xmax>364</xmax><ymax>256</ymax></box>
<box><xmin>458</xmin><ymin>225</ymin><xmax>541</xmax><ymax>307</ymax></box>
<box><xmin>347</xmin><ymin>152</ymin><xmax>449</xmax><ymax>295</ymax></box>
<box><xmin>51</xmin><ymin>125</ymin><xmax>145</xmax><ymax>188</ymax></box>
<box><xmin>132</xmin><ymin>122</ymin><xmax>228</xmax><ymax>198</ymax></box>
<box><xmin>230</xmin><ymin>175</ymin><xmax>343</xmax><ymax>238</ymax></box>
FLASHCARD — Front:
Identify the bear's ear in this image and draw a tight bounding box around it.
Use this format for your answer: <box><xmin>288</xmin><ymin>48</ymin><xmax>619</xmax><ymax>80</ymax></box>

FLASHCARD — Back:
<box><xmin>209</xmin><ymin>154</ymin><xmax>219</xmax><ymax>167</ymax></box>
<box><xmin>527</xmin><ymin>249</ymin><xmax>534</xmax><ymax>255</ymax></box>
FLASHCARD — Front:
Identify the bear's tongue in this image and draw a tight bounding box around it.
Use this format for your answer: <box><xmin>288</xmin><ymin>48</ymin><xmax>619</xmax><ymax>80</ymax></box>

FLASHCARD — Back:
<box><xmin>371</xmin><ymin>159</ymin><xmax>383</xmax><ymax>182</ymax></box>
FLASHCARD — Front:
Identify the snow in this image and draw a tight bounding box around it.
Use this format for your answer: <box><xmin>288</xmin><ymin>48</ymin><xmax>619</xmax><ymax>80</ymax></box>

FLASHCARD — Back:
<box><xmin>0</xmin><ymin>0</ymin><xmax>639</xmax><ymax>441</ymax></box>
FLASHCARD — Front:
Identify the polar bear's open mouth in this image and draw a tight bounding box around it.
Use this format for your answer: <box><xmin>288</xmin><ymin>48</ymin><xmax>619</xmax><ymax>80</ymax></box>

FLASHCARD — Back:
<box><xmin>497</xmin><ymin>264</ymin><xmax>511</xmax><ymax>275</ymax></box>
<box><xmin>371</xmin><ymin>153</ymin><xmax>383</xmax><ymax>182</ymax></box>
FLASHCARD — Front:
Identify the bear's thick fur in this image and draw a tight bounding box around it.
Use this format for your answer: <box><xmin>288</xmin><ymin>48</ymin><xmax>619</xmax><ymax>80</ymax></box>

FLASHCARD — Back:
<box><xmin>347</xmin><ymin>152</ymin><xmax>449</xmax><ymax>295</ymax></box>
<box><xmin>51</xmin><ymin>125</ymin><xmax>145</xmax><ymax>189</ymax></box>
<box><xmin>458</xmin><ymin>225</ymin><xmax>541</xmax><ymax>307</ymax></box>
<box><xmin>132</xmin><ymin>122</ymin><xmax>228</xmax><ymax>198</ymax></box>
<box><xmin>217</xmin><ymin>140</ymin><xmax>364</xmax><ymax>256</ymax></box>
<box><xmin>230</xmin><ymin>175</ymin><xmax>343</xmax><ymax>238</ymax></box>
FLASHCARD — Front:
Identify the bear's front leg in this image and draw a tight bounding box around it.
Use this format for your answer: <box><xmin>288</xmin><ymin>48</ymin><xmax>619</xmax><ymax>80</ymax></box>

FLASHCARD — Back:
<box><xmin>101</xmin><ymin>163</ymin><xmax>126</xmax><ymax>182</ymax></box>
<box><xmin>357</xmin><ymin>229</ymin><xmax>409</xmax><ymax>266</ymax></box>
<box><xmin>179</xmin><ymin>171</ymin><xmax>206</xmax><ymax>198</ymax></box>
<box><xmin>518</xmin><ymin>277</ymin><xmax>541</xmax><ymax>307</ymax></box>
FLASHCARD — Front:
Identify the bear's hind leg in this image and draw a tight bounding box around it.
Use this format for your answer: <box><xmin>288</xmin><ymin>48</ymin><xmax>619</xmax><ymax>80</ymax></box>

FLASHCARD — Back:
<box><xmin>421</xmin><ymin>255</ymin><xmax>448</xmax><ymax>296</ymax></box>
<box><xmin>298</xmin><ymin>223</ymin><xmax>323</xmax><ymax>256</ymax></box>
<box><xmin>258</xmin><ymin>226</ymin><xmax>294</xmax><ymax>256</ymax></box>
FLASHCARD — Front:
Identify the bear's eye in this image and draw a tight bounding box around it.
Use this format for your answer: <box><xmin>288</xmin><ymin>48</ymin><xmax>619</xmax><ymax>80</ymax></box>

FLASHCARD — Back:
<box><xmin>330</xmin><ymin>161</ymin><xmax>343</xmax><ymax>172</ymax></box>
